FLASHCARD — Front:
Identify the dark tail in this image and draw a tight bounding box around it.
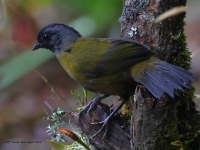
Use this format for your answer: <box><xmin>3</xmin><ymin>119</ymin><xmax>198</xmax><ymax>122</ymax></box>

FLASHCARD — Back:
<box><xmin>134</xmin><ymin>61</ymin><xmax>195</xmax><ymax>99</ymax></box>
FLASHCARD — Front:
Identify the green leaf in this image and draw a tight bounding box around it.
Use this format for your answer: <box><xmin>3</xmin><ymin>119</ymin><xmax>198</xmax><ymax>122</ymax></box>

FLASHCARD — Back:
<box><xmin>48</xmin><ymin>140</ymin><xmax>91</xmax><ymax>150</ymax></box>
<box><xmin>48</xmin><ymin>140</ymin><xmax>68</xmax><ymax>150</ymax></box>
<box><xmin>0</xmin><ymin>50</ymin><xmax>53</xmax><ymax>90</ymax></box>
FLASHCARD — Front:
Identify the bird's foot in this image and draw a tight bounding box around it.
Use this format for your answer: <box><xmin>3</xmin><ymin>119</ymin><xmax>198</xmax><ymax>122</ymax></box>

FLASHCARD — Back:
<box><xmin>90</xmin><ymin>116</ymin><xmax>111</xmax><ymax>139</ymax></box>
<box><xmin>78</xmin><ymin>96</ymin><xmax>127</xmax><ymax>139</ymax></box>
<box><xmin>86</xmin><ymin>95</ymin><xmax>109</xmax><ymax>118</ymax></box>
<box><xmin>77</xmin><ymin>95</ymin><xmax>111</xmax><ymax>139</ymax></box>
<box><xmin>90</xmin><ymin>99</ymin><xmax>128</xmax><ymax>139</ymax></box>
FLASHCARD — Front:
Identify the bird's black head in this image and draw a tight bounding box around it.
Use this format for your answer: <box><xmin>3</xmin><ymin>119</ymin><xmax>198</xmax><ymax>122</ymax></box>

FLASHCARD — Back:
<box><xmin>33</xmin><ymin>23</ymin><xmax>81</xmax><ymax>55</ymax></box>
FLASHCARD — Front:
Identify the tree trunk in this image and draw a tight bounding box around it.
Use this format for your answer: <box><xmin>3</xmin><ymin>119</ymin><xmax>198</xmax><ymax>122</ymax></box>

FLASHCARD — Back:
<box><xmin>74</xmin><ymin>0</ymin><xmax>200</xmax><ymax>149</ymax></box>
<box><xmin>119</xmin><ymin>0</ymin><xmax>200</xmax><ymax>149</ymax></box>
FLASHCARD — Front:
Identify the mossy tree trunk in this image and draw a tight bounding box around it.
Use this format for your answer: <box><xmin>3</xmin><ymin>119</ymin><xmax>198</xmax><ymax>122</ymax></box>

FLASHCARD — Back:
<box><xmin>119</xmin><ymin>0</ymin><xmax>200</xmax><ymax>149</ymax></box>
<box><xmin>75</xmin><ymin>0</ymin><xmax>200</xmax><ymax>149</ymax></box>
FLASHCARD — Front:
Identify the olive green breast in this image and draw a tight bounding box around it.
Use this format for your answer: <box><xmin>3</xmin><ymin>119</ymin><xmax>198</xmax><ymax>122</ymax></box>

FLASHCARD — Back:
<box><xmin>56</xmin><ymin>38</ymin><xmax>134</xmax><ymax>96</ymax></box>
<box><xmin>57</xmin><ymin>38</ymin><xmax>108</xmax><ymax>81</ymax></box>
<box><xmin>58</xmin><ymin>53</ymin><xmax>134</xmax><ymax>96</ymax></box>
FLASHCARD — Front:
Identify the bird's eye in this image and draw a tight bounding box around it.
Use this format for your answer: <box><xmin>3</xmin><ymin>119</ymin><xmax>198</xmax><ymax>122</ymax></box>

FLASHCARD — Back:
<box><xmin>42</xmin><ymin>33</ymin><xmax>50</xmax><ymax>40</ymax></box>
<box><xmin>44</xmin><ymin>34</ymin><xmax>48</xmax><ymax>39</ymax></box>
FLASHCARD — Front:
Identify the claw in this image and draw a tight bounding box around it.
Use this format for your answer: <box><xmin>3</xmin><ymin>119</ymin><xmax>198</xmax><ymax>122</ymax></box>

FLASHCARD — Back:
<box><xmin>78</xmin><ymin>95</ymin><xmax>128</xmax><ymax>139</ymax></box>
<box><xmin>86</xmin><ymin>101</ymin><xmax>98</xmax><ymax>118</ymax></box>
<box><xmin>77</xmin><ymin>95</ymin><xmax>109</xmax><ymax>128</ymax></box>
<box><xmin>91</xmin><ymin>120</ymin><xmax>105</xmax><ymax>125</ymax></box>
<box><xmin>90</xmin><ymin>117</ymin><xmax>110</xmax><ymax>139</ymax></box>
<box><xmin>90</xmin><ymin>99</ymin><xmax>128</xmax><ymax>139</ymax></box>
<box><xmin>86</xmin><ymin>95</ymin><xmax>109</xmax><ymax>118</ymax></box>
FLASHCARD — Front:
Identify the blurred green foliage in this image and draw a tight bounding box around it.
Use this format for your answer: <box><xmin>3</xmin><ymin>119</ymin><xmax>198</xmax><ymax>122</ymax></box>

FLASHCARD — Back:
<box><xmin>59</xmin><ymin>0</ymin><xmax>123</xmax><ymax>32</ymax></box>
<box><xmin>0</xmin><ymin>50</ymin><xmax>53</xmax><ymax>90</ymax></box>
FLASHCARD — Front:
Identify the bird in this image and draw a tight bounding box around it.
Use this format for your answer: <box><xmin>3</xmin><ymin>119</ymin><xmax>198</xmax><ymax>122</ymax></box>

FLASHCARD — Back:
<box><xmin>32</xmin><ymin>23</ymin><xmax>195</xmax><ymax>137</ymax></box>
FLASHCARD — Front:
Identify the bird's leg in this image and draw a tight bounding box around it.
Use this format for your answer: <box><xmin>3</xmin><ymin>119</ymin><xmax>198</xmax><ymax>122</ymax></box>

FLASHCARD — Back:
<box><xmin>90</xmin><ymin>99</ymin><xmax>128</xmax><ymax>139</ymax></box>
<box><xmin>78</xmin><ymin>94</ymin><xmax>109</xmax><ymax>125</ymax></box>
<box><xmin>86</xmin><ymin>94</ymin><xmax>109</xmax><ymax>117</ymax></box>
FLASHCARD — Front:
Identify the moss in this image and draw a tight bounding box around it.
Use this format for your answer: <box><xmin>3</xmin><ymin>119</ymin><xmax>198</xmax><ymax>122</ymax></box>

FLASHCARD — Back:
<box><xmin>170</xmin><ymin>18</ymin><xmax>200</xmax><ymax>149</ymax></box>
<box><xmin>170</xmin><ymin>29</ymin><xmax>191</xmax><ymax>69</ymax></box>
<box><xmin>158</xmin><ymin>101</ymin><xmax>179</xmax><ymax>150</ymax></box>
<box><xmin>177</xmin><ymin>88</ymin><xmax>200</xmax><ymax>149</ymax></box>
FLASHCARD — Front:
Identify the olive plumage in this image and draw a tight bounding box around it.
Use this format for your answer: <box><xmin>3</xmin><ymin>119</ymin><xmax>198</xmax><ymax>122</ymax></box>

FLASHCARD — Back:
<box><xmin>33</xmin><ymin>23</ymin><xmax>194</xmax><ymax>100</ymax></box>
<box><xmin>33</xmin><ymin>23</ymin><xmax>195</xmax><ymax>137</ymax></box>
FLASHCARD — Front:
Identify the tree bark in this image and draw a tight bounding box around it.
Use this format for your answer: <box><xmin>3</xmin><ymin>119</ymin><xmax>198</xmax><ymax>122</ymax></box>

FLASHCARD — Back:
<box><xmin>74</xmin><ymin>102</ymin><xmax>131</xmax><ymax>150</ymax></box>
<box><xmin>119</xmin><ymin>0</ymin><xmax>200</xmax><ymax>150</ymax></box>
<box><xmin>73</xmin><ymin>0</ymin><xmax>200</xmax><ymax>149</ymax></box>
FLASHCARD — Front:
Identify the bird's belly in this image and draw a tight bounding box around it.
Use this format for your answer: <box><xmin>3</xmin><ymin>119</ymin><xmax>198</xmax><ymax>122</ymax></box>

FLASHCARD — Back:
<box><xmin>78</xmin><ymin>73</ymin><xmax>135</xmax><ymax>96</ymax></box>
<box><xmin>58</xmin><ymin>55</ymin><xmax>135</xmax><ymax>96</ymax></box>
